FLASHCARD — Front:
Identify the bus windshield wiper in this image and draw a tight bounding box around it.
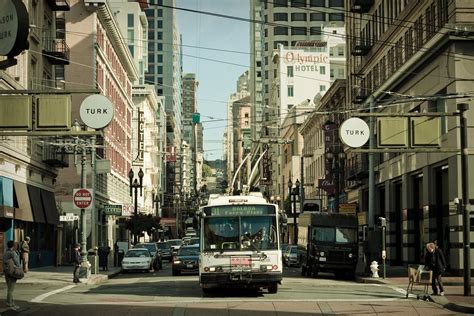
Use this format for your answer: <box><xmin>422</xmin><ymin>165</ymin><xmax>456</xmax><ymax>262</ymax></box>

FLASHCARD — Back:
<box><xmin>242</xmin><ymin>232</ymin><xmax>260</xmax><ymax>252</ymax></box>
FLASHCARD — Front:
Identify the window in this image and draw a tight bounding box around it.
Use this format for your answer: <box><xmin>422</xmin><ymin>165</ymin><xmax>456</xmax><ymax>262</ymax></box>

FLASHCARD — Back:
<box><xmin>265</xmin><ymin>84</ymin><xmax>269</xmax><ymax>93</ymax></box>
<box><xmin>273</xmin><ymin>0</ymin><xmax>287</xmax><ymax>7</ymax></box>
<box><xmin>287</xmin><ymin>66</ymin><xmax>293</xmax><ymax>77</ymax></box>
<box><xmin>329</xmin><ymin>0</ymin><xmax>343</xmax><ymax>7</ymax></box>
<box><xmin>291</xmin><ymin>0</ymin><xmax>306</xmax><ymax>7</ymax></box>
<box><xmin>338</xmin><ymin>46</ymin><xmax>344</xmax><ymax>56</ymax></box>
<box><xmin>329</xmin><ymin>13</ymin><xmax>344</xmax><ymax>21</ymax></box>
<box><xmin>157</xmin><ymin>32</ymin><xmax>163</xmax><ymax>40</ymax></box>
<box><xmin>273</xmin><ymin>13</ymin><xmax>288</xmax><ymax>21</ymax></box>
<box><xmin>310</xmin><ymin>13</ymin><xmax>325</xmax><ymax>21</ymax></box>
<box><xmin>288</xmin><ymin>85</ymin><xmax>294</xmax><ymax>97</ymax></box>
<box><xmin>157</xmin><ymin>9</ymin><xmax>163</xmax><ymax>17</ymax></box>
<box><xmin>310</xmin><ymin>26</ymin><xmax>322</xmax><ymax>35</ymax></box>
<box><xmin>338</xmin><ymin>68</ymin><xmax>344</xmax><ymax>77</ymax></box>
<box><xmin>330</xmin><ymin>68</ymin><xmax>334</xmax><ymax>78</ymax></box>
<box><xmin>274</xmin><ymin>27</ymin><xmax>288</xmax><ymax>35</ymax></box>
<box><xmin>288</xmin><ymin>104</ymin><xmax>294</xmax><ymax>109</ymax></box>
<box><xmin>274</xmin><ymin>41</ymin><xmax>288</xmax><ymax>49</ymax></box>
<box><xmin>320</xmin><ymin>85</ymin><xmax>326</xmax><ymax>92</ymax></box>
<box><xmin>157</xmin><ymin>66</ymin><xmax>163</xmax><ymax>74</ymax></box>
<box><xmin>329</xmin><ymin>47</ymin><xmax>334</xmax><ymax>56</ymax></box>
<box><xmin>157</xmin><ymin>20</ymin><xmax>163</xmax><ymax>28</ymax></box>
<box><xmin>291</xmin><ymin>13</ymin><xmax>306</xmax><ymax>21</ymax></box>
<box><xmin>157</xmin><ymin>55</ymin><xmax>163</xmax><ymax>62</ymax></box>
<box><xmin>320</xmin><ymin>66</ymin><xmax>325</xmax><ymax>74</ymax></box>
<box><xmin>157</xmin><ymin>43</ymin><xmax>163</xmax><ymax>51</ymax></box>
<box><xmin>149</xmin><ymin>20</ymin><xmax>155</xmax><ymax>28</ymax></box>
<box><xmin>291</xmin><ymin>27</ymin><xmax>307</xmax><ymax>35</ymax></box>
<box><xmin>149</xmin><ymin>55</ymin><xmax>155</xmax><ymax>63</ymax></box>
<box><xmin>264</xmin><ymin>42</ymin><xmax>268</xmax><ymax>51</ymax></box>
<box><xmin>310</xmin><ymin>0</ymin><xmax>325</xmax><ymax>7</ymax></box>
<box><xmin>127</xmin><ymin>14</ymin><xmax>134</xmax><ymax>27</ymax></box>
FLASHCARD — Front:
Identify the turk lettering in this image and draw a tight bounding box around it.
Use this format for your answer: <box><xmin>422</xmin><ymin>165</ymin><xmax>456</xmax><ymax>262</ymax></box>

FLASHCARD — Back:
<box><xmin>85</xmin><ymin>108</ymin><xmax>108</xmax><ymax>114</ymax></box>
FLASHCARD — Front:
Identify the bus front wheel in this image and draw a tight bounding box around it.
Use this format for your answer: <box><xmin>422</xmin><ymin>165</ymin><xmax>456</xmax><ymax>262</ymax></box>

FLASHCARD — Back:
<box><xmin>268</xmin><ymin>283</ymin><xmax>278</xmax><ymax>294</ymax></box>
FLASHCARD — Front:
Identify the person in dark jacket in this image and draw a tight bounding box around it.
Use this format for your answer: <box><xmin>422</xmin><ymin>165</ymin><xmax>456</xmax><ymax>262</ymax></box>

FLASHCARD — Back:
<box><xmin>98</xmin><ymin>243</ymin><xmax>111</xmax><ymax>271</ymax></box>
<box><xmin>425</xmin><ymin>242</ymin><xmax>446</xmax><ymax>296</ymax></box>
<box><xmin>4</xmin><ymin>240</ymin><xmax>21</xmax><ymax>310</ymax></box>
<box><xmin>73</xmin><ymin>243</ymin><xmax>82</xmax><ymax>283</ymax></box>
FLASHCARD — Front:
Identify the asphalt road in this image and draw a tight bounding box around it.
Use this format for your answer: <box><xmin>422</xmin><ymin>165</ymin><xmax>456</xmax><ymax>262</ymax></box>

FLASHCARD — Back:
<box><xmin>5</xmin><ymin>263</ymin><xmax>455</xmax><ymax>315</ymax></box>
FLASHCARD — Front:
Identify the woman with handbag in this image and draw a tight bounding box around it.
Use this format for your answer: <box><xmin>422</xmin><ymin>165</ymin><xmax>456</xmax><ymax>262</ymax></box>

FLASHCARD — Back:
<box><xmin>3</xmin><ymin>240</ymin><xmax>21</xmax><ymax>311</ymax></box>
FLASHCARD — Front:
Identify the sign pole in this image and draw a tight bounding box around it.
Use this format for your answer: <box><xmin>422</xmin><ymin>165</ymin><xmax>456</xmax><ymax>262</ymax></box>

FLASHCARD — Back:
<box><xmin>80</xmin><ymin>149</ymin><xmax>88</xmax><ymax>264</ymax></box>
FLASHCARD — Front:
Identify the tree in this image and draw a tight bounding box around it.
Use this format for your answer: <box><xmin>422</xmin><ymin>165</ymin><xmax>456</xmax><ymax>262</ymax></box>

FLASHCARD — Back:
<box><xmin>202</xmin><ymin>163</ymin><xmax>212</xmax><ymax>178</ymax></box>
<box><xmin>126</xmin><ymin>214</ymin><xmax>161</xmax><ymax>241</ymax></box>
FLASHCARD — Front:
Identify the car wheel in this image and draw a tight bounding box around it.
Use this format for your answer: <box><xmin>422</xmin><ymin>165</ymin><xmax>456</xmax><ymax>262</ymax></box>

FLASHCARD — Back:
<box><xmin>268</xmin><ymin>283</ymin><xmax>278</xmax><ymax>294</ymax></box>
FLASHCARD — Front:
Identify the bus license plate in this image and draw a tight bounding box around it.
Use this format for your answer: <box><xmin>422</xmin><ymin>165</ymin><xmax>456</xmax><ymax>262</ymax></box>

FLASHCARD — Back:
<box><xmin>319</xmin><ymin>257</ymin><xmax>326</xmax><ymax>262</ymax></box>
<box><xmin>231</xmin><ymin>256</ymin><xmax>251</xmax><ymax>267</ymax></box>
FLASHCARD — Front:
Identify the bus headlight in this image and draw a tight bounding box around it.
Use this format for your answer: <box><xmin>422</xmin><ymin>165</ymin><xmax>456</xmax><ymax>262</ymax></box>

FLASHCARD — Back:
<box><xmin>319</xmin><ymin>252</ymin><xmax>325</xmax><ymax>257</ymax></box>
<box><xmin>209</xmin><ymin>267</ymin><xmax>216</xmax><ymax>272</ymax></box>
<box><xmin>348</xmin><ymin>253</ymin><xmax>353</xmax><ymax>258</ymax></box>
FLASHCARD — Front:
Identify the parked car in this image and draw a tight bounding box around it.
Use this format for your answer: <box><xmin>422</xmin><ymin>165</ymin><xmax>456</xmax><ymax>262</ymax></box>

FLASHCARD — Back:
<box><xmin>157</xmin><ymin>241</ymin><xmax>173</xmax><ymax>262</ymax></box>
<box><xmin>283</xmin><ymin>245</ymin><xmax>303</xmax><ymax>267</ymax></box>
<box><xmin>281</xmin><ymin>243</ymin><xmax>289</xmax><ymax>260</ymax></box>
<box><xmin>172</xmin><ymin>244</ymin><xmax>199</xmax><ymax>276</ymax></box>
<box><xmin>168</xmin><ymin>239</ymin><xmax>183</xmax><ymax>255</ymax></box>
<box><xmin>135</xmin><ymin>243</ymin><xmax>162</xmax><ymax>270</ymax></box>
<box><xmin>121</xmin><ymin>248</ymin><xmax>153</xmax><ymax>272</ymax></box>
<box><xmin>182</xmin><ymin>237</ymin><xmax>199</xmax><ymax>246</ymax></box>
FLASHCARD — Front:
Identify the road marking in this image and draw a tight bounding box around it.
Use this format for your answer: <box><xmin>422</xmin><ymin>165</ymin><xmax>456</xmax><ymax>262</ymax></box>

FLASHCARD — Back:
<box><xmin>30</xmin><ymin>285</ymin><xmax>76</xmax><ymax>303</ymax></box>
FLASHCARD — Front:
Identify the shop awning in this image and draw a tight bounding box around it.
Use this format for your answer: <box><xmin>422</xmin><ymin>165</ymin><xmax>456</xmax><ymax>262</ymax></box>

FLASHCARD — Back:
<box><xmin>0</xmin><ymin>205</ymin><xmax>14</xmax><ymax>219</ymax></box>
<box><xmin>40</xmin><ymin>189</ymin><xmax>59</xmax><ymax>225</ymax></box>
<box><xmin>160</xmin><ymin>217</ymin><xmax>176</xmax><ymax>226</ymax></box>
<box><xmin>27</xmin><ymin>185</ymin><xmax>46</xmax><ymax>223</ymax></box>
<box><xmin>13</xmin><ymin>181</ymin><xmax>34</xmax><ymax>222</ymax></box>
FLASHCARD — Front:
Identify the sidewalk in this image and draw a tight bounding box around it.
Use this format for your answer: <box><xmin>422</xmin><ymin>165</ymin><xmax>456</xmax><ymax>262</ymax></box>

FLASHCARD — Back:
<box><xmin>0</xmin><ymin>264</ymin><xmax>122</xmax><ymax>286</ymax></box>
<box><xmin>357</xmin><ymin>266</ymin><xmax>474</xmax><ymax>314</ymax></box>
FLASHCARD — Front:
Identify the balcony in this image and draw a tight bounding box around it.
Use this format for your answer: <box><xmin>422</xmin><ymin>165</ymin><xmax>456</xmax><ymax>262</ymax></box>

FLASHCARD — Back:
<box><xmin>46</xmin><ymin>0</ymin><xmax>70</xmax><ymax>11</ymax></box>
<box><xmin>351</xmin><ymin>38</ymin><xmax>371</xmax><ymax>56</ymax></box>
<box><xmin>43</xmin><ymin>38</ymin><xmax>70</xmax><ymax>65</ymax></box>
<box><xmin>43</xmin><ymin>144</ymin><xmax>68</xmax><ymax>168</ymax></box>
<box><xmin>350</xmin><ymin>0</ymin><xmax>373</xmax><ymax>13</ymax></box>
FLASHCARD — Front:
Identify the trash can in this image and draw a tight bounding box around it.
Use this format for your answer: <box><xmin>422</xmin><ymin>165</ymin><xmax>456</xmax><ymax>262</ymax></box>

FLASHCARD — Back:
<box><xmin>87</xmin><ymin>247</ymin><xmax>99</xmax><ymax>274</ymax></box>
<box><xmin>118</xmin><ymin>249</ymin><xmax>125</xmax><ymax>266</ymax></box>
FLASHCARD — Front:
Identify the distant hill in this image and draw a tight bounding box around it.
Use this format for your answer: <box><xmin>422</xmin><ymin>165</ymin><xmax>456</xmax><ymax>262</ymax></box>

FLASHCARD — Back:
<box><xmin>204</xmin><ymin>159</ymin><xmax>225</xmax><ymax>171</ymax></box>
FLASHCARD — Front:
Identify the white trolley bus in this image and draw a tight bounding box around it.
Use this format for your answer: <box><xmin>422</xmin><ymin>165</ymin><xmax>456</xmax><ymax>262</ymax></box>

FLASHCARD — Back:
<box><xmin>198</xmin><ymin>193</ymin><xmax>284</xmax><ymax>293</ymax></box>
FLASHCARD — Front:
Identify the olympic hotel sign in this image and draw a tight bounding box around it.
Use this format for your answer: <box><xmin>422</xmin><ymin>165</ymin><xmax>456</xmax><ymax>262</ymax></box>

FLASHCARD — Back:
<box><xmin>284</xmin><ymin>51</ymin><xmax>329</xmax><ymax>72</ymax></box>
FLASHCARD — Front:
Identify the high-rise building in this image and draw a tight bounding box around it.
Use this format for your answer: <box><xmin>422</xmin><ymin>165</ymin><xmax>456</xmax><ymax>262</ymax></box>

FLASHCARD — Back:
<box><xmin>250</xmin><ymin>0</ymin><xmax>345</xmax><ymax>191</ymax></box>
<box><xmin>145</xmin><ymin>0</ymin><xmax>183</xmax><ymax>235</ymax></box>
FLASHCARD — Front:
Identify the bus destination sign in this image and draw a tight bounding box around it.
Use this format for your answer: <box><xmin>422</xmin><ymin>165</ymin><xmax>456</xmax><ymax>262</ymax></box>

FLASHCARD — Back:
<box><xmin>205</xmin><ymin>205</ymin><xmax>275</xmax><ymax>216</ymax></box>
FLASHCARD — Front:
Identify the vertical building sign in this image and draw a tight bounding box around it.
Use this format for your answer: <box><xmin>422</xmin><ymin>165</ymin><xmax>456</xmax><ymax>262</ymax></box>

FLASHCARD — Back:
<box><xmin>318</xmin><ymin>122</ymin><xmax>336</xmax><ymax>194</ymax></box>
<box><xmin>137</xmin><ymin>110</ymin><xmax>145</xmax><ymax>161</ymax></box>
<box><xmin>260</xmin><ymin>144</ymin><xmax>272</xmax><ymax>185</ymax></box>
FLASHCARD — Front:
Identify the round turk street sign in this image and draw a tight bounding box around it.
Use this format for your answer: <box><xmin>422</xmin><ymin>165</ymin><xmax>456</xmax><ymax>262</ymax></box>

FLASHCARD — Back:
<box><xmin>339</xmin><ymin>117</ymin><xmax>370</xmax><ymax>148</ymax></box>
<box><xmin>80</xmin><ymin>95</ymin><xmax>114</xmax><ymax>129</ymax></box>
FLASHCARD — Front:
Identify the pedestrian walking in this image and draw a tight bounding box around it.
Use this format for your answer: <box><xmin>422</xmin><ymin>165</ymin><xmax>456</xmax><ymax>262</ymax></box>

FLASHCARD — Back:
<box><xmin>20</xmin><ymin>236</ymin><xmax>31</xmax><ymax>273</ymax></box>
<box><xmin>73</xmin><ymin>243</ymin><xmax>82</xmax><ymax>283</ymax></box>
<box><xmin>425</xmin><ymin>242</ymin><xmax>447</xmax><ymax>296</ymax></box>
<box><xmin>3</xmin><ymin>240</ymin><xmax>22</xmax><ymax>310</ymax></box>
<box><xmin>98</xmin><ymin>243</ymin><xmax>111</xmax><ymax>271</ymax></box>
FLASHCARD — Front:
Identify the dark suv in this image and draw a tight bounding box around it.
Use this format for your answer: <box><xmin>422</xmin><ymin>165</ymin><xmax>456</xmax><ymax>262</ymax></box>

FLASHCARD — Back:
<box><xmin>157</xmin><ymin>241</ymin><xmax>173</xmax><ymax>262</ymax></box>
<box><xmin>135</xmin><ymin>243</ymin><xmax>162</xmax><ymax>270</ymax></box>
<box><xmin>172</xmin><ymin>244</ymin><xmax>199</xmax><ymax>276</ymax></box>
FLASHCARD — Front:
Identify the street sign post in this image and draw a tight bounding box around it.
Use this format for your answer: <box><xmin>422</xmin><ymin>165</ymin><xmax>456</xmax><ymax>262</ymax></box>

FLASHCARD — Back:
<box><xmin>73</xmin><ymin>188</ymin><xmax>93</xmax><ymax>210</ymax></box>
<box><xmin>60</xmin><ymin>213</ymin><xmax>79</xmax><ymax>222</ymax></box>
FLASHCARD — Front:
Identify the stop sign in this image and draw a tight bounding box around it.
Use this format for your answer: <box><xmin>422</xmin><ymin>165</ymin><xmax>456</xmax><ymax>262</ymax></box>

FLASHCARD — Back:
<box><xmin>73</xmin><ymin>188</ymin><xmax>93</xmax><ymax>209</ymax></box>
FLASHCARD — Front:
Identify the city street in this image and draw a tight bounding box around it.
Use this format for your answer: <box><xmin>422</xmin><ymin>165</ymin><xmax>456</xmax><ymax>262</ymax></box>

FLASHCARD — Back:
<box><xmin>1</xmin><ymin>263</ymin><xmax>458</xmax><ymax>315</ymax></box>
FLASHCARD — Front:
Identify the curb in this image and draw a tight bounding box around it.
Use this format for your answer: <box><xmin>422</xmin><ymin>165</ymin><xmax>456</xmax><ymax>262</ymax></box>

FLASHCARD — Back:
<box><xmin>86</xmin><ymin>269</ymin><xmax>122</xmax><ymax>285</ymax></box>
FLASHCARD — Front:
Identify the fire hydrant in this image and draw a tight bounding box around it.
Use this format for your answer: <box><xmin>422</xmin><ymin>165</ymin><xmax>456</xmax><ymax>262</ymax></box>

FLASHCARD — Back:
<box><xmin>370</xmin><ymin>261</ymin><xmax>379</xmax><ymax>278</ymax></box>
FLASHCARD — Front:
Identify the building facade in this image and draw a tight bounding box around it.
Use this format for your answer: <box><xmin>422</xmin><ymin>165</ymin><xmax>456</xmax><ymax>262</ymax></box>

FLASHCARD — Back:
<box><xmin>346</xmin><ymin>0</ymin><xmax>474</xmax><ymax>272</ymax></box>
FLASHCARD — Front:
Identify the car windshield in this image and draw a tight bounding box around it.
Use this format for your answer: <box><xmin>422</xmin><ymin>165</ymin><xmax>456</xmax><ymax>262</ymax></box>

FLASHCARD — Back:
<box><xmin>312</xmin><ymin>227</ymin><xmax>358</xmax><ymax>244</ymax></box>
<box><xmin>203</xmin><ymin>216</ymin><xmax>277</xmax><ymax>251</ymax></box>
<box><xmin>136</xmin><ymin>244</ymin><xmax>156</xmax><ymax>253</ymax></box>
<box><xmin>168</xmin><ymin>240</ymin><xmax>182</xmax><ymax>246</ymax></box>
<box><xmin>157</xmin><ymin>243</ymin><xmax>170</xmax><ymax>250</ymax></box>
<box><xmin>290</xmin><ymin>246</ymin><xmax>297</xmax><ymax>254</ymax></box>
<box><xmin>178</xmin><ymin>247</ymin><xmax>199</xmax><ymax>256</ymax></box>
<box><xmin>125</xmin><ymin>250</ymin><xmax>150</xmax><ymax>258</ymax></box>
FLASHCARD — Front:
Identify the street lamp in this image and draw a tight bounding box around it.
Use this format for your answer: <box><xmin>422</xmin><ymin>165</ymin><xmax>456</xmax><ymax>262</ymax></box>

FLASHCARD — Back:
<box><xmin>129</xmin><ymin>168</ymin><xmax>144</xmax><ymax>245</ymax></box>
<box><xmin>288</xmin><ymin>179</ymin><xmax>300</xmax><ymax>245</ymax></box>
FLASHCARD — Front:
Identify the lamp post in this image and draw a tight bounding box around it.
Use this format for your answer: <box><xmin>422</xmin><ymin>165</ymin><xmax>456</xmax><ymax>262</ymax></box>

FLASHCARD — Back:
<box><xmin>326</xmin><ymin>151</ymin><xmax>345</xmax><ymax>213</ymax></box>
<box><xmin>288</xmin><ymin>179</ymin><xmax>300</xmax><ymax>245</ymax></box>
<box><xmin>129</xmin><ymin>168</ymin><xmax>144</xmax><ymax>245</ymax></box>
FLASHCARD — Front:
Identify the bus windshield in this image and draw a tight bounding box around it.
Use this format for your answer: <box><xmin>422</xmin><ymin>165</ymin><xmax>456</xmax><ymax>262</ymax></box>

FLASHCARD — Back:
<box><xmin>312</xmin><ymin>226</ymin><xmax>357</xmax><ymax>244</ymax></box>
<box><xmin>203</xmin><ymin>216</ymin><xmax>277</xmax><ymax>251</ymax></box>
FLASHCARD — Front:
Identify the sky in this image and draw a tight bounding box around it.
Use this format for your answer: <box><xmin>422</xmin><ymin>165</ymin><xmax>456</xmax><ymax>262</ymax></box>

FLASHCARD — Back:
<box><xmin>176</xmin><ymin>0</ymin><xmax>250</xmax><ymax>161</ymax></box>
